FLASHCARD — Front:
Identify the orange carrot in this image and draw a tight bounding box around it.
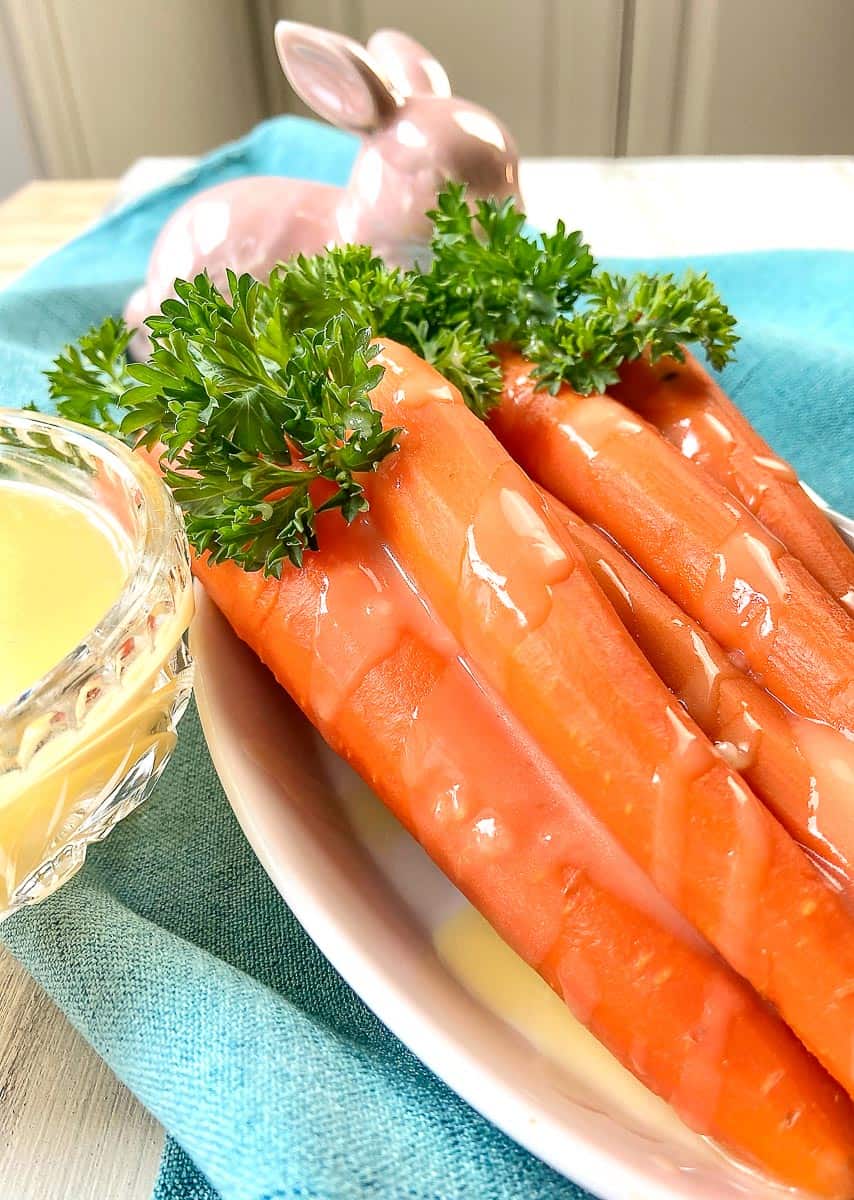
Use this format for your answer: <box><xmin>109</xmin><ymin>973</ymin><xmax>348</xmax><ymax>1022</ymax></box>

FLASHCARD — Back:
<box><xmin>611</xmin><ymin>350</ymin><xmax>854</xmax><ymax>615</ymax></box>
<box><xmin>544</xmin><ymin>490</ymin><xmax>854</xmax><ymax>891</ymax></box>
<box><xmin>488</xmin><ymin>348</ymin><xmax>854</xmax><ymax>736</ymax></box>
<box><xmin>194</xmin><ymin>507</ymin><xmax>854</xmax><ymax>1198</ymax></box>
<box><xmin>359</xmin><ymin>339</ymin><xmax>854</xmax><ymax>1101</ymax></box>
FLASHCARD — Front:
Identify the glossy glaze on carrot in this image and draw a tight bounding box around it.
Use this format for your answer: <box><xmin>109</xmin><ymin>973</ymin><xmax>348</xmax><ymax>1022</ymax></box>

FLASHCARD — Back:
<box><xmin>362</xmin><ymin>340</ymin><xmax>854</xmax><ymax>1102</ymax></box>
<box><xmin>545</xmin><ymin>492</ymin><xmax>854</xmax><ymax>892</ymax></box>
<box><xmin>489</xmin><ymin>349</ymin><xmax>854</xmax><ymax>736</ymax></box>
<box><xmin>611</xmin><ymin>351</ymin><xmax>854</xmax><ymax>615</ymax></box>
<box><xmin>194</xmin><ymin>511</ymin><xmax>854</xmax><ymax>1198</ymax></box>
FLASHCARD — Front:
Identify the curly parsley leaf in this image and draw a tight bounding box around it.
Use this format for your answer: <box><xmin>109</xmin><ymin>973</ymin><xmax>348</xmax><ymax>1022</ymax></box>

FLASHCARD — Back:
<box><xmin>129</xmin><ymin>275</ymin><xmax>397</xmax><ymax>574</ymax></box>
<box><xmin>423</xmin><ymin>182</ymin><xmax>595</xmax><ymax>348</ymax></box>
<box><xmin>47</xmin><ymin>273</ymin><xmax>399</xmax><ymax>575</ymax></box>
<box><xmin>528</xmin><ymin>269</ymin><xmax>740</xmax><ymax>394</ymax></box>
<box><xmin>422</xmin><ymin>185</ymin><xmax>738</xmax><ymax>396</ymax></box>
<box><xmin>45</xmin><ymin>317</ymin><xmax>134</xmax><ymax>433</ymax></box>
<box><xmin>585</xmin><ymin>270</ymin><xmax>740</xmax><ymax>373</ymax></box>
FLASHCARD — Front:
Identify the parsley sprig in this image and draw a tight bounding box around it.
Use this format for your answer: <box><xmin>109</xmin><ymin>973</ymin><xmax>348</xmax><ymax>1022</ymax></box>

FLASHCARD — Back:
<box><xmin>45</xmin><ymin>316</ymin><xmax>133</xmax><ymax>433</ymax></box>
<box><xmin>44</xmin><ymin>184</ymin><xmax>738</xmax><ymax>572</ymax></box>
<box><xmin>49</xmin><ymin>272</ymin><xmax>398</xmax><ymax>574</ymax></box>
<box><xmin>529</xmin><ymin>270</ymin><xmax>739</xmax><ymax>394</ymax></box>
<box><xmin>129</xmin><ymin>272</ymin><xmax>397</xmax><ymax>573</ymax></box>
<box><xmin>419</xmin><ymin>184</ymin><xmax>738</xmax><ymax>396</ymax></box>
<box><xmin>423</xmin><ymin>185</ymin><xmax>596</xmax><ymax>348</ymax></box>
<box><xmin>265</xmin><ymin>245</ymin><xmax>502</xmax><ymax>414</ymax></box>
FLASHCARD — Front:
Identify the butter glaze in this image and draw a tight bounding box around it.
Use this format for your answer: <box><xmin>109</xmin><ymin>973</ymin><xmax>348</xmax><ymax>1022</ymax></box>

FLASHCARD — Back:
<box><xmin>790</xmin><ymin>715</ymin><xmax>854</xmax><ymax>882</ymax></box>
<box><xmin>195</xmin><ymin>458</ymin><xmax>854</xmax><ymax>1190</ymax></box>
<box><xmin>669</xmin><ymin>975</ymin><xmax>746</xmax><ymax>1134</ymax></box>
<box><xmin>611</xmin><ymin>350</ymin><xmax>854</xmax><ymax>621</ymax></box>
<box><xmin>309</xmin><ymin>556</ymin><xmax>401</xmax><ymax>726</ymax></box>
<box><xmin>316</xmin><ymin>503</ymin><xmax>720</xmax><ymax>963</ymax></box>
<box><xmin>551</xmin><ymin>499</ymin><xmax>854</xmax><ymax>892</ymax></box>
<box><xmin>459</xmin><ymin>463</ymin><xmax>574</xmax><ymax>672</ymax></box>
<box><xmin>358</xmin><ymin>344</ymin><xmax>854</xmax><ymax>1101</ymax></box>
<box><xmin>715</xmin><ymin>776</ymin><xmax>771</xmax><ymax>973</ymax></box>
<box><xmin>674</xmin><ymin>422</ymin><xmax>800</xmax><ymax>520</ymax></box>
<box><xmin>390</xmin><ymin>595</ymin><xmax>699</xmax><ymax>950</ymax></box>
<box><xmin>650</xmin><ymin>706</ymin><xmax>718</xmax><ymax>902</ymax></box>
<box><xmin>700</xmin><ymin>525</ymin><xmax>788</xmax><ymax>673</ymax></box>
<box><xmin>494</xmin><ymin>353</ymin><xmax>854</xmax><ymax>733</ymax></box>
<box><xmin>300</xmin><ymin>504</ymin><xmax>700</xmax><ymax>947</ymax></box>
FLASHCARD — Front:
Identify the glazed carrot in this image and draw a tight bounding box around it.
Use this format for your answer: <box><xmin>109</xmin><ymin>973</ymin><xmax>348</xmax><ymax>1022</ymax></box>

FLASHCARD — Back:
<box><xmin>544</xmin><ymin>491</ymin><xmax>854</xmax><ymax>891</ymax></box>
<box><xmin>194</xmin><ymin>513</ymin><xmax>854</xmax><ymax>1197</ymax></box>
<box><xmin>488</xmin><ymin>348</ymin><xmax>854</xmax><ymax>735</ymax></box>
<box><xmin>363</xmin><ymin>339</ymin><xmax>854</xmax><ymax>1101</ymax></box>
<box><xmin>611</xmin><ymin>350</ymin><xmax>854</xmax><ymax>615</ymax></box>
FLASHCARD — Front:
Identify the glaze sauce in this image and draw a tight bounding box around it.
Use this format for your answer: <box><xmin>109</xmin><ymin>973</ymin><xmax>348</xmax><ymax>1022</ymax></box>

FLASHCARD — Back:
<box><xmin>0</xmin><ymin>481</ymin><xmax>129</xmax><ymax>707</ymax></box>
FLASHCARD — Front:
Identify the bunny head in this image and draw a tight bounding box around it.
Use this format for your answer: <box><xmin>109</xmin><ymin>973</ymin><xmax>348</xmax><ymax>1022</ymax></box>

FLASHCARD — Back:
<box><xmin>275</xmin><ymin>21</ymin><xmax>522</xmax><ymax>264</ymax></box>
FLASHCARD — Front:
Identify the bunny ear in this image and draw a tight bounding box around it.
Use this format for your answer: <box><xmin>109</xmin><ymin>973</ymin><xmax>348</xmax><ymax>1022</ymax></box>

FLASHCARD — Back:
<box><xmin>366</xmin><ymin>29</ymin><xmax>451</xmax><ymax>98</ymax></box>
<box><xmin>275</xmin><ymin>21</ymin><xmax>399</xmax><ymax>133</ymax></box>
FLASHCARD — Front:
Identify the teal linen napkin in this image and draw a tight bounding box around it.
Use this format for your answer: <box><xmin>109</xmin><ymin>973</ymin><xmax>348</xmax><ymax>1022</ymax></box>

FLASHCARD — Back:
<box><xmin>1</xmin><ymin>116</ymin><xmax>853</xmax><ymax>1200</ymax></box>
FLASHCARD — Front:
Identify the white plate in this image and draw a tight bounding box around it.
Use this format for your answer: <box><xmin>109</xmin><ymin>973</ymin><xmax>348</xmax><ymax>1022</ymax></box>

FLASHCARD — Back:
<box><xmin>191</xmin><ymin>586</ymin><xmax>805</xmax><ymax>1200</ymax></box>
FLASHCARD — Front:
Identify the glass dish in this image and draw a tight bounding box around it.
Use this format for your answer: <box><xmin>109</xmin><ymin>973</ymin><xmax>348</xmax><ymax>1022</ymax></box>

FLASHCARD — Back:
<box><xmin>0</xmin><ymin>410</ymin><xmax>194</xmax><ymax>919</ymax></box>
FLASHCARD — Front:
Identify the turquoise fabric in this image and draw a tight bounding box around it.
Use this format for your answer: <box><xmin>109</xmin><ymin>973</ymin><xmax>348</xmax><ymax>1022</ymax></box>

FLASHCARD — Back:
<box><xmin>0</xmin><ymin>116</ymin><xmax>852</xmax><ymax>1200</ymax></box>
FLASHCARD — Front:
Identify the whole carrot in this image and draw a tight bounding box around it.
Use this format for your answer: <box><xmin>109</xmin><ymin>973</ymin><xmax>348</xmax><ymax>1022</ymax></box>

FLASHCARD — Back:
<box><xmin>611</xmin><ymin>350</ymin><xmax>854</xmax><ymax>614</ymax></box>
<box><xmin>544</xmin><ymin>491</ymin><xmax>854</xmax><ymax>891</ymax></box>
<box><xmin>489</xmin><ymin>349</ymin><xmax>854</xmax><ymax>736</ymax></box>
<box><xmin>366</xmin><ymin>339</ymin><xmax>854</xmax><ymax>1101</ymax></box>
<box><xmin>195</xmin><ymin>511</ymin><xmax>854</xmax><ymax>1198</ymax></box>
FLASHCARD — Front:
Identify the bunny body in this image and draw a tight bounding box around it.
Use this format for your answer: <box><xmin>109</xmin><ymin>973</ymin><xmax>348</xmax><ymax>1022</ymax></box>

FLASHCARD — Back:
<box><xmin>125</xmin><ymin>24</ymin><xmax>521</xmax><ymax>347</ymax></box>
<box><xmin>125</xmin><ymin>177</ymin><xmax>339</xmax><ymax>335</ymax></box>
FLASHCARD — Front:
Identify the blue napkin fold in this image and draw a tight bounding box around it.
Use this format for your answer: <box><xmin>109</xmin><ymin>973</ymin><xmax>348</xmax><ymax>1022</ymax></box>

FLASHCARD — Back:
<box><xmin>1</xmin><ymin>116</ymin><xmax>852</xmax><ymax>1200</ymax></box>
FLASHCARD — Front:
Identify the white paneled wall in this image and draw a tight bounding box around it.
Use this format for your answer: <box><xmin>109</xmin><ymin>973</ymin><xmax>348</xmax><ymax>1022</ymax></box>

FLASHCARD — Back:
<box><xmin>2</xmin><ymin>0</ymin><xmax>854</xmax><ymax>185</ymax></box>
<box><xmin>674</xmin><ymin>0</ymin><xmax>854</xmax><ymax>155</ymax></box>
<box><xmin>254</xmin><ymin>0</ymin><xmax>625</xmax><ymax>156</ymax></box>
<box><xmin>0</xmin><ymin>15</ymin><xmax>41</xmax><ymax>199</ymax></box>
<box><xmin>3</xmin><ymin>0</ymin><xmax>268</xmax><ymax>177</ymax></box>
<box><xmin>623</xmin><ymin>0</ymin><xmax>854</xmax><ymax>155</ymax></box>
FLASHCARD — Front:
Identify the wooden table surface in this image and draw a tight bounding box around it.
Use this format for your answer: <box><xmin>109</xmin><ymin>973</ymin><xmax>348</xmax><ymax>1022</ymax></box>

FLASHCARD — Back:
<box><xmin>0</xmin><ymin>179</ymin><xmax>164</xmax><ymax>1200</ymax></box>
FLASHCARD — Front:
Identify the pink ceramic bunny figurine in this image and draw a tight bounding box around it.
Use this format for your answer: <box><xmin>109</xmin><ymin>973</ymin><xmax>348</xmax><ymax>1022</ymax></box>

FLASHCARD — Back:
<box><xmin>125</xmin><ymin>22</ymin><xmax>521</xmax><ymax>349</ymax></box>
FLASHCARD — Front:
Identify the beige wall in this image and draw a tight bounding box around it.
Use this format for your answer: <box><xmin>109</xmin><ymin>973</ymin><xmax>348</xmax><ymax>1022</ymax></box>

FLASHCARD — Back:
<box><xmin>0</xmin><ymin>10</ymin><xmax>41</xmax><ymax>198</ymax></box>
<box><xmin>255</xmin><ymin>0</ymin><xmax>625</xmax><ymax>156</ymax></box>
<box><xmin>2</xmin><ymin>0</ymin><xmax>267</xmax><ymax>179</ymax></box>
<box><xmin>2</xmin><ymin>0</ymin><xmax>853</xmax><ymax>187</ymax></box>
<box><xmin>679</xmin><ymin>0</ymin><xmax>854</xmax><ymax>155</ymax></box>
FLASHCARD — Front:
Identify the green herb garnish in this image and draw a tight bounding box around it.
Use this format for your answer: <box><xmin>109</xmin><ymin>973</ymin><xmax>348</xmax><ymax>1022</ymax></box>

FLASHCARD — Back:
<box><xmin>265</xmin><ymin>244</ymin><xmax>503</xmax><ymax>411</ymax></box>
<box><xmin>419</xmin><ymin>184</ymin><xmax>737</xmax><ymax>396</ymax></box>
<box><xmin>45</xmin><ymin>316</ymin><xmax>133</xmax><ymax>433</ymax></box>
<box><xmin>423</xmin><ymin>183</ymin><xmax>596</xmax><ymax>348</ymax></box>
<box><xmin>44</xmin><ymin>185</ymin><xmax>738</xmax><ymax>572</ymax></box>
<box><xmin>529</xmin><ymin>270</ymin><xmax>739</xmax><ymax>394</ymax></box>
<box><xmin>127</xmin><ymin>271</ymin><xmax>397</xmax><ymax>574</ymax></box>
<box><xmin>49</xmin><ymin>272</ymin><xmax>398</xmax><ymax>575</ymax></box>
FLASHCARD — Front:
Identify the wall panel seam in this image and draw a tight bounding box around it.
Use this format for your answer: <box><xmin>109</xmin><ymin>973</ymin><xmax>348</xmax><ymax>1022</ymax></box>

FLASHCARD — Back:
<box><xmin>663</xmin><ymin>0</ymin><xmax>687</xmax><ymax>153</ymax></box>
<box><xmin>44</xmin><ymin>0</ymin><xmax>92</xmax><ymax>176</ymax></box>
<box><xmin>614</xmin><ymin>0</ymin><xmax>635</xmax><ymax>156</ymax></box>
<box><xmin>543</xmin><ymin>0</ymin><xmax>558</xmax><ymax>156</ymax></box>
<box><xmin>348</xmin><ymin>0</ymin><xmax>366</xmax><ymax>41</ymax></box>
<box><xmin>672</xmin><ymin>0</ymin><xmax>720</xmax><ymax>153</ymax></box>
<box><xmin>0</xmin><ymin>4</ymin><xmax>45</xmax><ymax>177</ymax></box>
